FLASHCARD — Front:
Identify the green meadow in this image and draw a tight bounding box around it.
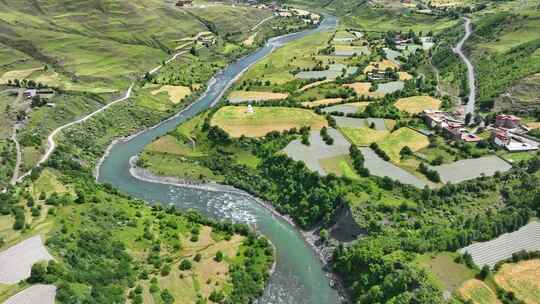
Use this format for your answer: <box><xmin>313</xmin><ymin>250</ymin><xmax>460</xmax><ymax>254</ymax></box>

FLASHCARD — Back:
<box><xmin>0</xmin><ymin>0</ymin><xmax>271</xmax><ymax>90</ymax></box>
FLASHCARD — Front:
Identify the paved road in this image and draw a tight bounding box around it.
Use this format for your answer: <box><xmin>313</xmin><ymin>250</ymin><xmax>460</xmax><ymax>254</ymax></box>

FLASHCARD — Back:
<box><xmin>453</xmin><ymin>17</ymin><xmax>476</xmax><ymax>115</ymax></box>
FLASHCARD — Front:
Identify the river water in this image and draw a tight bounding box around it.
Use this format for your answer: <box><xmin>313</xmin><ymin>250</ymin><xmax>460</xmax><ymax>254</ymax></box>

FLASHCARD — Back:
<box><xmin>98</xmin><ymin>16</ymin><xmax>340</xmax><ymax>304</ymax></box>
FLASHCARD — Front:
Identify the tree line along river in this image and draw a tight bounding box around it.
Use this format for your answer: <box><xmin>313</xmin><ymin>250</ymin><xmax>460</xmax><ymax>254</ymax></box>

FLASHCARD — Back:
<box><xmin>97</xmin><ymin>15</ymin><xmax>341</xmax><ymax>304</ymax></box>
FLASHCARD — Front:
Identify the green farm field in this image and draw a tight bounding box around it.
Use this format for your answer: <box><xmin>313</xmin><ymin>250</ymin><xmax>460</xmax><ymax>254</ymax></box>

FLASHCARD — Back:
<box><xmin>342</xmin><ymin>6</ymin><xmax>458</xmax><ymax>33</ymax></box>
<box><xmin>211</xmin><ymin>106</ymin><xmax>328</xmax><ymax>138</ymax></box>
<box><xmin>415</xmin><ymin>252</ymin><xmax>475</xmax><ymax>294</ymax></box>
<box><xmin>340</xmin><ymin>127</ymin><xmax>390</xmax><ymax>146</ymax></box>
<box><xmin>319</xmin><ymin>155</ymin><xmax>359</xmax><ymax>179</ymax></box>
<box><xmin>240</xmin><ymin>31</ymin><xmax>334</xmax><ymax>84</ymax></box>
<box><xmin>378</xmin><ymin>128</ymin><xmax>430</xmax><ymax>162</ymax></box>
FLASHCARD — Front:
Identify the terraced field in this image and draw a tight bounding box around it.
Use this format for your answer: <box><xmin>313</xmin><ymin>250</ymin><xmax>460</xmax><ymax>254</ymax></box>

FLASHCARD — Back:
<box><xmin>4</xmin><ymin>284</ymin><xmax>56</xmax><ymax>304</ymax></box>
<box><xmin>359</xmin><ymin>147</ymin><xmax>426</xmax><ymax>188</ymax></box>
<box><xmin>0</xmin><ymin>235</ymin><xmax>53</xmax><ymax>284</ymax></box>
<box><xmin>321</xmin><ymin>102</ymin><xmax>370</xmax><ymax>114</ymax></box>
<box><xmin>395</xmin><ymin>96</ymin><xmax>442</xmax><ymax>114</ymax></box>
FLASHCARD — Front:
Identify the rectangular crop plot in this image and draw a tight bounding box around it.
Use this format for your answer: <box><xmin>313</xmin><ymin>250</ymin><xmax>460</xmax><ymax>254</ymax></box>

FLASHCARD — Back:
<box><xmin>5</xmin><ymin>284</ymin><xmax>56</xmax><ymax>304</ymax></box>
<box><xmin>211</xmin><ymin>106</ymin><xmax>327</xmax><ymax>138</ymax></box>
<box><xmin>431</xmin><ymin>156</ymin><xmax>512</xmax><ymax>183</ymax></box>
<box><xmin>282</xmin><ymin>128</ymin><xmax>350</xmax><ymax>175</ymax></box>
<box><xmin>228</xmin><ymin>91</ymin><xmax>288</xmax><ymax>103</ymax></box>
<box><xmin>459</xmin><ymin>222</ymin><xmax>540</xmax><ymax>268</ymax></box>
<box><xmin>296</xmin><ymin>64</ymin><xmax>358</xmax><ymax>80</ymax></box>
<box><xmin>360</xmin><ymin>147</ymin><xmax>427</xmax><ymax>188</ymax></box>
<box><xmin>376</xmin><ymin>81</ymin><xmax>404</xmax><ymax>94</ymax></box>
<box><xmin>321</xmin><ymin>102</ymin><xmax>370</xmax><ymax>115</ymax></box>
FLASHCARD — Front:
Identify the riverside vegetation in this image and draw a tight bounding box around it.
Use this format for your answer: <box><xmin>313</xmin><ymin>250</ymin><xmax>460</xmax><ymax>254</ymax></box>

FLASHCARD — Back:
<box><xmin>140</xmin><ymin>104</ymin><xmax>540</xmax><ymax>302</ymax></box>
<box><xmin>1</xmin><ymin>0</ymin><xmax>540</xmax><ymax>303</ymax></box>
<box><xmin>0</xmin><ymin>149</ymin><xmax>274</xmax><ymax>303</ymax></box>
<box><xmin>0</xmin><ymin>1</ymin><xmax>317</xmax><ymax>303</ymax></box>
<box><xmin>139</xmin><ymin>0</ymin><xmax>540</xmax><ymax>303</ymax></box>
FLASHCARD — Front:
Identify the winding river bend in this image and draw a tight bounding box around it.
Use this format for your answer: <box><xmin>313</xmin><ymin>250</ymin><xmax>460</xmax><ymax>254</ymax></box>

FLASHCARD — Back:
<box><xmin>98</xmin><ymin>16</ymin><xmax>340</xmax><ymax>304</ymax></box>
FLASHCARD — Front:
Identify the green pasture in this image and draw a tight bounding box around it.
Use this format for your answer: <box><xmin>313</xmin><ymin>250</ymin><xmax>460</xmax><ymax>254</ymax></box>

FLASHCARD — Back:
<box><xmin>240</xmin><ymin>31</ymin><xmax>334</xmax><ymax>84</ymax></box>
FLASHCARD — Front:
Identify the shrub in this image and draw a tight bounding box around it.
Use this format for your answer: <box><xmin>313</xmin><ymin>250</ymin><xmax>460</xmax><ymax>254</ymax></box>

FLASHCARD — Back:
<box><xmin>209</xmin><ymin>290</ymin><xmax>225</xmax><ymax>303</ymax></box>
<box><xmin>179</xmin><ymin>259</ymin><xmax>192</xmax><ymax>271</ymax></box>
<box><xmin>418</xmin><ymin>162</ymin><xmax>441</xmax><ymax>183</ymax></box>
<box><xmin>215</xmin><ymin>251</ymin><xmax>224</xmax><ymax>262</ymax></box>
<box><xmin>27</xmin><ymin>262</ymin><xmax>48</xmax><ymax>283</ymax></box>
<box><xmin>370</xmin><ymin>143</ymin><xmax>390</xmax><ymax>161</ymax></box>
<box><xmin>161</xmin><ymin>264</ymin><xmax>171</xmax><ymax>276</ymax></box>
<box><xmin>161</xmin><ymin>289</ymin><xmax>175</xmax><ymax>304</ymax></box>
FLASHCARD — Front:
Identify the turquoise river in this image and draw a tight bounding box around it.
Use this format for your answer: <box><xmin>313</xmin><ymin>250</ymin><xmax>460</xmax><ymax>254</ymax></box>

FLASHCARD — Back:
<box><xmin>98</xmin><ymin>15</ymin><xmax>340</xmax><ymax>304</ymax></box>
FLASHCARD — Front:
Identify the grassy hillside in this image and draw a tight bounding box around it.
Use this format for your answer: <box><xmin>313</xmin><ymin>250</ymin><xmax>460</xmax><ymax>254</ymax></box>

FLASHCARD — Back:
<box><xmin>468</xmin><ymin>5</ymin><xmax>540</xmax><ymax>112</ymax></box>
<box><xmin>0</xmin><ymin>0</ymin><xmax>280</xmax><ymax>171</ymax></box>
<box><xmin>0</xmin><ymin>0</ymin><xmax>271</xmax><ymax>90</ymax></box>
<box><xmin>433</xmin><ymin>0</ymin><xmax>540</xmax><ymax>113</ymax></box>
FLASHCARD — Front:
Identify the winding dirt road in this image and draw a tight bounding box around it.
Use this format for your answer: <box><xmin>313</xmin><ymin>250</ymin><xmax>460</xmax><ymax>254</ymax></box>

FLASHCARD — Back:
<box><xmin>15</xmin><ymin>85</ymin><xmax>134</xmax><ymax>182</ymax></box>
<box><xmin>453</xmin><ymin>17</ymin><xmax>476</xmax><ymax>115</ymax></box>
<box><xmin>1</xmin><ymin>88</ymin><xmax>23</xmax><ymax>185</ymax></box>
<box><xmin>9</xmin><ymin>124</ymin><xmax>21</xmax><ymax>185</ymax></box>
<box><xmin>15</xmin><ymin>46</ymin><xmax>197</xmax><ymax>184</ymax></box>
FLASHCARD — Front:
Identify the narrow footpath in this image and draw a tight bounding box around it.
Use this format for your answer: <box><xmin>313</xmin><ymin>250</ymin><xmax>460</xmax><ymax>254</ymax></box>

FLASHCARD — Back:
<box><xmin>8</xmin><ymin>89</ymin><xmax>22</xmax><ymax>185</ymax></box>
<box><xmin>453</xmin><ymin>17</ymin><xmax>476</xmax><ymax>115</ymax></box>
<box><xmin>9</xmin><ymin>124</ymin><xmax>21</xmax><ymax>185</ymax></box>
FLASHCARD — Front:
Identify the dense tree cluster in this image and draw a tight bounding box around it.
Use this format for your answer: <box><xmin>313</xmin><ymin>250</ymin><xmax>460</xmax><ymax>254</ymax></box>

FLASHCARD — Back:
<box><xmin>15</xmin><ymin>149</ymin><xmax>276</xmax><ymax>304</ymax></box>
<box><xmin>349</xmin><ymin>145</ymin><xmax>370</xmax><ymax>177</ymax></box>
<box><xmin>334</xmin><ymin>155</ymin><xmax>540</xmax><ymax>303</ymax></box>
<box><xmin>369</xmin><ymin>142</ymin><xmax>390</xmax><ymax>161</ymax></box>
<box><xmin>418</xmin><ymin>162</ymin><xmax>441</xmax><ymax>182</ymax></box>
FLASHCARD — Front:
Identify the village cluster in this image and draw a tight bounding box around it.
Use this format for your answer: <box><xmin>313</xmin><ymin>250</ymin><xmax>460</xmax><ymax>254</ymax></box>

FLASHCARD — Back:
<box><xmin>423</xmin><ymin>110</ymin><xmax>539</xmax><ymax>152</ymax></box>
<box><xmin>175</xmin><ymin>0</ymin><xmax>321</xmax><ymax>24</ymax></box>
